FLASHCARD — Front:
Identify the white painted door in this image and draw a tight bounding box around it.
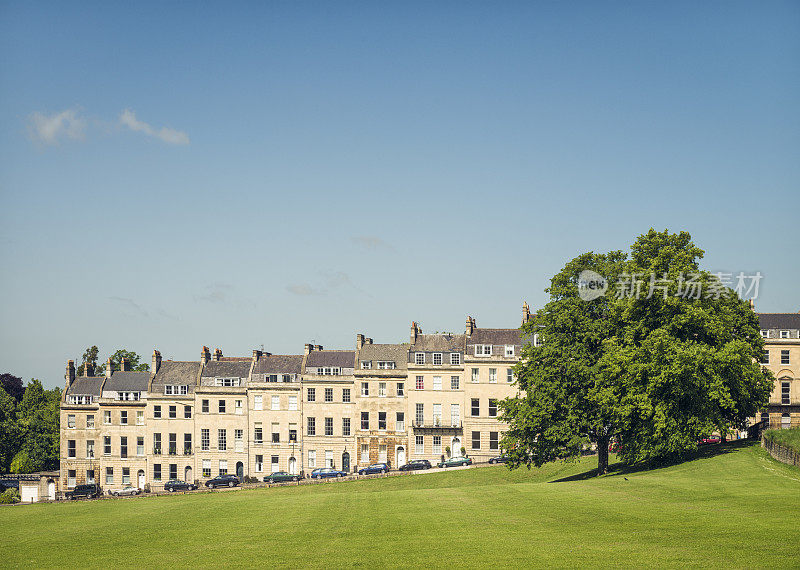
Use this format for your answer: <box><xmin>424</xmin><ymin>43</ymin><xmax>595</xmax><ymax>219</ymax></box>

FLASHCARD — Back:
<box><xmin>289</xmin><ymin>457</ymin><xmax>297</xmax><ymax>475</ymax></box>
<box><xmin>452</xmin><ymin>437</ymin><xmax>462</xmax><ymax>457</ymax></box>
<box><xmin>48</xmin><ymin>481</ymin><xmax>56</xmax><ymax>500</ymax></box>
<box><xmin>396</xmin><ymin>446</ymin><xmax>406</xmax><ymax>466</ymax></box>
<box><xmin>137</xmin><ymin>470</ymin><xmax>145</xmax><ymax>489</ymax></box>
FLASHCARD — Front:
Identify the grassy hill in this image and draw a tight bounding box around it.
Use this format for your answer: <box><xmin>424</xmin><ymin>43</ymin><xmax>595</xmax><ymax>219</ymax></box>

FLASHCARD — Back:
<box><xmin>2</xmin><ymin>441</ymin><xmax>799</xmax><ymax>568</ymax></box>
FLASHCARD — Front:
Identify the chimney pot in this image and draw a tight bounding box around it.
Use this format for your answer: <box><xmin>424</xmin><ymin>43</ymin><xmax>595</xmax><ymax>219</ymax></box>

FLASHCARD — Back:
<box><xmin>304</xmin><ymin>343</ymin><xmax>313</xmax><ymax>355</ymax></box>
<box><xmin>66</xmin><ymin>360</ymin><xmax>76</xmax><ymax>385</ymax></box>
<box><xmin>315</xmin><ymin>345</ymin><xmax>323</xmax><ymax>352</ymax></box>
<box><xmin>152</xmin><ymin>349</ymin><xmax>162</xmax><ymax>374</ymax></box>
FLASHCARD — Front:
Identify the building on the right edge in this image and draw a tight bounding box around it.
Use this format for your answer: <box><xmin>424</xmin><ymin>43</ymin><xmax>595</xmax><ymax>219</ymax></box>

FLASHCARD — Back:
<box><xmin>757</xmin><ymin>312</ymin><xmax>800</xmax><ymax>429</ymax></box>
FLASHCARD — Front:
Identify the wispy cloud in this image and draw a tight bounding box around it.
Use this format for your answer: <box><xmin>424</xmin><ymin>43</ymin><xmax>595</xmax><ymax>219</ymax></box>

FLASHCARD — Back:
<box><xmin>28</xmin><ymin>108</ymin><xmax>86</xmax><ymax>145</ymax></box>
<box><xmin>286</xmin><ymin>271</ymin><xmax>372</xmax><ymax>298</ymax></box>
<box><xmin>107</xmin><ymin>296</ymin><xmax>148</xmax><ymax>317</ymax></box>
<box><xmin>351</xmin><ymin>235</ymin><xmax>395</xmax><ymax>252</ymax></box>
<box><xmin>195</xmin><ymin>283</ymin><xmax>232</xmax><ymax>303</ymax></box>
<box><xmin>119</xmin><ymin>109</ymin><xmax>189</xmax><ymax>145</ymax></box>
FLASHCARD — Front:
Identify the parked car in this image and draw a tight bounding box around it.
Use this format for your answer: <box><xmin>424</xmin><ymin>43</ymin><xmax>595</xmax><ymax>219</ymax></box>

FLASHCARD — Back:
<box><xmin>65</xmin><ymin>484</ymin><xmax>101</xmax><ymax>500</ymax></box>
<box><xmin>358</xmin><ymin>462</ymin><xmax>391</xmax><ymax>475</ymax></box>
<box><xmin>109</xmin><ymin>485</ymin><xmax>141</xmax><ymax>497</ymax></box>
<box><xmin>398</xmin><ymin>460</ymin><xmax>432</xmax><ymax>471</ymax></box>
<box><xmin>488</xmin><ymin>454</ymin><xmax>509</xmax><ymax>464</ymax></box>
<box><xmin>310</xmin><ymin>468</ymin><xmax>348</xmax><ymax>479</ymax></box>
<box><xmin>698</xmin><ymin>436</ymin><xmax>721</xmax><ymax>445</ymax></box>
<box><xmin>264</xmin><ymin>471</ymin><xmax>299</xmax><ymax>483</ymax></box>
<box><xmin>205</xmin><ymin>474</ymin><xmax>240</xmax><ymax>488</ymax></box>
<box><xmin>164</xmin><ymin>479</ymin><xmax>197</xmax><ymax>492</ymax></box>
<box><xmin>437</xmin><ymin>457</ymin><xmax>473</xmax><ymax>468</ymax></box>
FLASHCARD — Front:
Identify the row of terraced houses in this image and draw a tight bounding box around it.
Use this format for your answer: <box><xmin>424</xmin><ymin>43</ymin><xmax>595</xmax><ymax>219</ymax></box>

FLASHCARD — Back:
<box><xmin>59</xmin><ymin>306</ymin><xmax>800</xmax><ymax>493</ymax></box>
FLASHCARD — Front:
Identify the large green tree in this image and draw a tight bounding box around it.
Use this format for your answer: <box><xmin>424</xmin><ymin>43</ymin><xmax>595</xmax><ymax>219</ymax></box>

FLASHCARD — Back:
<box><xmin>501</xmin><ymin>229</ymin><xmax>773</xmax><ymax>474</ymax></box>
<box><xmin>10</xmin><ymin>379</ymin><xmax>61</xmax><ymax>473</ymax></box>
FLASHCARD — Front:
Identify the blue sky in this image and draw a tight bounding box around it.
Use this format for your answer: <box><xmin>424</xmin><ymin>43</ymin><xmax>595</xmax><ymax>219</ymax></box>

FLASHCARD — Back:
<box><xmin>1</xmin><ymin>2</ymin><xmax>798</xmax><ymax>388</ymax></box>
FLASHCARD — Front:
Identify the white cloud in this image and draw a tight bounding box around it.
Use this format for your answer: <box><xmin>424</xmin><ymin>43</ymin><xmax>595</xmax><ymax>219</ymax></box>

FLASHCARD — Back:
<box><xmin>351</xmin><ymin>235</ymin><xmax>395</xmax><ymax>252</ymax></box>
<box><xmin>28</xmin><ymin>109</ymin><xmax>86</xmax><ymax>145</ymax></box>
<box><xmin>119</xmin><ymin>109</ymin><xmax>189</xmax><ymax>145</ymax></box>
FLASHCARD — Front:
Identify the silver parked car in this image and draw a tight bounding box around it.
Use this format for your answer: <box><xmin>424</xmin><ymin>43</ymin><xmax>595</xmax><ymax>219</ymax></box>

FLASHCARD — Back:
<box><xmin>109</xmin><ymin>485</ymin><xmax>141</xmax><ymax>497</ymax></box>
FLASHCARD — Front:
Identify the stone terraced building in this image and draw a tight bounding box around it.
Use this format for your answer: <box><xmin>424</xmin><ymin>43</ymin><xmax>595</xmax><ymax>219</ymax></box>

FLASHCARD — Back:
<box><xmin>59</xmin><ymin>306</ymin><xmax>535</xmax><ymax>492</ymax></box>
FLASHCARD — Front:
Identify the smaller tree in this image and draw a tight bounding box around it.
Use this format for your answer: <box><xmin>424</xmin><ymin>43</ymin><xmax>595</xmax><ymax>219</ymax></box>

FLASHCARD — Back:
<box><xmin>0</xmin><ymin>373</ymin><xmax>24</xmax><ymax>402</ymax></box>
<box><xmin>77</xmin><ymin>345</ymin><xmax>99</xmax><ymax>376</ymax></box>
<box><xmin>97</xmin><ymin>349</ymin><xmax>149</xmax><ymax>374</ymax></box>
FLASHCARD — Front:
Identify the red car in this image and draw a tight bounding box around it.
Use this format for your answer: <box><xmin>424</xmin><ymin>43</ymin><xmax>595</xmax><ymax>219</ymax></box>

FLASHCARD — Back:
<box><xmin>698</xmin><ymin>436</ymin><xmax>721</xmax><ymax>445</ymax></box>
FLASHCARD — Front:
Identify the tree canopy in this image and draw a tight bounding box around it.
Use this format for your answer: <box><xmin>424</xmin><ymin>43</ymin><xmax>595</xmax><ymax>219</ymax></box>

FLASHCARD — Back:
<box><xmin>78</xmin><ymin>347</ymin><xmax>149</xmax><ymax>374</ymax></box>
<box><xmin>0</xmin><ymin>379</ymin><xmax>61</xmax><ymax>473</ymax></box>
<box><xmin>501</xmin><ymin>229</ymin><xmax>773</xmax><ymax>474</ymax></box>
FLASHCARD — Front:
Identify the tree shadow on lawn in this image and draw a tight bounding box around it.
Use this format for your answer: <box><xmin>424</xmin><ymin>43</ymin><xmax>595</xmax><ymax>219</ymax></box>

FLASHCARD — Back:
<box><xmin>548</xmin><ymin>440</ymin><xmax>755</xmax><ymax>483</ymax></box>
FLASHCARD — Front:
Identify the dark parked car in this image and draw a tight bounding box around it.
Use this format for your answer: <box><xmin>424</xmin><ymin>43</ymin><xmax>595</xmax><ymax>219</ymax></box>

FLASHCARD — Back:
<box><xmin>65</xmin><ymin>484</ymin><xmax>101</xmax><ymax>500</ymax></box>
<box><xmin>437</xmin><ymin>457</ymin><xmax>473</xmax><ymax>468</ymax></box>
<box><xmin>205</xmin><ymin>474</ymin><xmax>240</xmax><ymax>488</ymax></box>
<box><xmin>264</xmin><ymin>471</ymin><xmax>299</xmax><ymax>483</ymax></box>
<box><xmin>310</xmin><ymin>468</ymin><xmax>347</xmax><ymax>479</ymax></box>
<box><xmin>358</xmin><ymin>463</ymin><xmax>390</xmax><ymax>475</ymax></box>
<box><xmin>398</xmin><ymin>460</ymin><xmax>432</xmax><ymax>471</ymax></box>
<box><xmin>164</xmin><ymin>479</ymin><xmax>197</xmax><ymax>492</ymax></box>
<box><xmin>488</xmin><ymin>454</ymin><xmax>509</xmax><ymax>464</ymax></box>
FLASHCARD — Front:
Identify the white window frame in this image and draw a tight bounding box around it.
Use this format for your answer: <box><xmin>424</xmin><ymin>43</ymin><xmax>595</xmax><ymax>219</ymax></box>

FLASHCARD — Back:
<box><xmin>760</xmin><ymin>330</ymin><xmax>769</xmax><ymax>338</ymax></box>
<box><xmin>415</xmin><ymin>436</ymin><xmax>424</xmax><ymax>455</ymax></box>
<box><xmin>361</xmin><ymin>360</ymin><xmax>372</xmax><ymax>369</ymax></box>
<box><xmin>254</xmin><ymin>395</ymin><xmax>263</xmax><ymax>410</ymax></box>
<box><xmin>415</xmin><ymin>352</ymin><xmax>425</xmax><ymax>365</ymax></box>
<box><xmin>475</xmin><ymin>345</ymin><xmax>492</xmax><ymax>356</ymax></box>
<box><xmin>505</xmin><ymin>345</ymin><xmax>515</xmax><ymax>357</ymax></box>
<box><xmin>471</xmin><ymin>368</ymin><xmax>479</xmax><ymax>382</ymax></box>
<box><xmin>450</xmin><ymin>353</ymin><xmax>461</xmax><ymax>365</ymax></box>
<box><xmin>432</xmin><ymin>353</ymin><xmax>442</xmax><ymax>365</ymax></box>
<box><xmin>450</xmin><ymin>376</ymin><xmax>460</xmax><ymax>390</ymax></box>
<box><xmin>377</xmin><ymin>361</ymin><xmax>396</xmax><ymax>370</ymax></box>
<box><xmin>489</xmin><ymin>368</ymin><xmax>497</xmax><ymax>383</ymax></box>
<box><xmin>271</xmin><ymin>395</ymin><xmax>280</xmax><ymax>410</ymax></box>
<box><xmin>379</xmin><ymin>382</ymin><xmax>387</xmax><ymax>397</ymax></box>
<box><xmin>361</xmin><ymin>382</ymin><xmax>369</xmax><ymax>397</ymax></box>
<box><xmin>289</xmin><ymin>395</ymin><xmax>298</xmax><ymax>410</ymax></box>
<box><xmin>780</xmin><ymin>330</ymin><xmax>790</xmax><ymax>339</ymax></box>
<box><xmin>433</xmin><ymin>376</ymin><xmax>442</xmax><ymax>391</ymax></box>
<box><xmin>67</xmin><ymin>414</ymin><xmax>76</xmax><ymax>429</ymax></box>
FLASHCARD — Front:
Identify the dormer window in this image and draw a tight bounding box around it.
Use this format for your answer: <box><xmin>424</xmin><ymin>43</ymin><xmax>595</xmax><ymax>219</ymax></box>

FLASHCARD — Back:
<box><xmin>475</xmin><ymin>345</ymin><xmax>492</xmax><ymax>356</ymax></box>
<box><xmin>317</xmin><ymin>367</ymin><xmax>341</xmax><ymax>376</ymax></box>
<box><xmin>215</xmin><ymin>378</ymin><xmax>239</xmax><ymax>387</ymax></box>
<box><xmin>361</xmin><ymin>361</ymin><xmax>372</xmax><ymax>369</ymax></box>
<box><xmin>505</xmin><ymin>345</ymin><xmax>515</xmax><ymax>357</ymax></box>
<box><xmin>377</xmin><ymin>361</ymin><xmax>396</xmax><ymax>370</ymax></box>
<box><xmin>761</xmin><ymin>330</ymin><xmax>769</xmax><ymax>338</ymax></box>
<box><xmin>164</xmin><ymin>385</ymin><xmax>189</xmax><ymax>395</ymax></box>
<box><xmin>415</xmin><ymin>353</ymin><xmax>425</xmax><ymax>365</ymax></box>
<box><xmin>432</xmin><ymin>353</ymin><xmax>443</xmax><ymax>365</ymax></box>
<box><xmin>117</xmin><ymin>392</ymin><xmax>141</xmax><ymax>401</ymax></box>
<box><xmin>450</xmin><ymin>353</ymin><xmax>461</xmax><ymax>365</ymax></box>
<box><xmin>780</xmin><ymin>330</ymin><xmax>790</xmax><ymax>339</ymax></box>
<box><xmin>68</xmin><ymin>395</ymin><xmax>93</xmax><ymax>405</ymax></box>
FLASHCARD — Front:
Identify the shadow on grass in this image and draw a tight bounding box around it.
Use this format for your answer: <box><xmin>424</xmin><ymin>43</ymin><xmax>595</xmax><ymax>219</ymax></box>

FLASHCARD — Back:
<box><xmin>548</xmin><ymin>439</ymin><xmax>756</xmax><ymax>483</ymax></box>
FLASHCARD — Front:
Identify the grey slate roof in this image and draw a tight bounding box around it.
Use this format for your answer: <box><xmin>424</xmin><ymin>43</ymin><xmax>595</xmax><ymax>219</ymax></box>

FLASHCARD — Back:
<box><xmin>152</xmin><ymin>361</ymin><xmax>200</xmax><ymax>386</ymax></box>
<box><xmin>104</xmin><ymin>371</ymin><xmax>150</xmax><ymax>392</ymax></box>
<box><xmin>253</xmin><ymin>355</ymin><xmax>303</xmax><ymax>375</ymax></box>
<box><xmin>467</xmin><ymin>328</ymin><xmax>523</xmax><ymax>346</ymax></box>
<box><xmin>357</xmin><ymin>344</ymin><xmax>408</xmax><ymax>369</ymax></box>
<box><xmin>410</xmin><ymin>334</ymin><xmax>465</xmax><ymax>352</ymax></box>
<box><xmin>758</xmin><ymin>313</ymin><xmax>800</xmax><ymax>330</ymax></box>
<box><xmin>306</xmin><ymin>351</ymin><xmax>356</xmax><ymax>368</ymax></box>
<box><xmin>66</xmin><ymin>377</ymin><xmax>105</xmax><ymax>396</ymax></box>
<box><xmin>201</xmin><ymin>360</ymin><xmax>252</xmax><ymax>378</ymax></box>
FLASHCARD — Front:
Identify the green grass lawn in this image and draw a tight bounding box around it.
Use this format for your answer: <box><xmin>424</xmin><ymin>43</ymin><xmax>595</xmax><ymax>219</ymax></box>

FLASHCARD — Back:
<box><xmin>2</xmin><ymin>441</ymin><xmax>799</xmax><ymax>568</ymax></box>
<box><xmin>764</xmin><ymin>427</ymin><xmax>800</xmax><ymax>453</ymax></box>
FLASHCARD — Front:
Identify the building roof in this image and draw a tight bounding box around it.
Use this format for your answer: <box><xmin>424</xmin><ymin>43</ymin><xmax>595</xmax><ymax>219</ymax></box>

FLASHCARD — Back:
<box><xmin>357</xmin><ymin>344</ymin><xmax>408</xmax><ymax>369</ymax></box>
<box><xmin>758</xmin><ymin>313</ymin><xmax>800</xmax><ymax>330</ymax></box>
<box><xmin>66</xmin><ymin>376</ymin><xmax>104</xmax><ymax>396</ymax></box>
<box><xmin>410</xmin><ymin>334</ymin><xmax>465</xmax><ymax>352</ymax></box>
<box><xmin>201</xmin><ymin>360</ymin><xmax>252</xmax><ymax>378</ymax></box>
<box><xmin>104</xmin><ymin>371</ymin><xmax>150</xmax><ymax>392</ymax></box>
<box><xmin>253</xmin><ymin>355</ymin><xmax>304</xmax><ymax>375</ymax></box>
<box><xmin>152</xmin><ymin>361</ymin><xmax>201</xmax><ymax>386</ymax></box>
<box><xmin>467</xmin><ymin>328</ymin><xmax>523</xmax><ymax>346</ymax></box>
<box><xmin>306</xmin><ymin>350</ymin><xmax>356</xmax><ymax>368</ymax></box>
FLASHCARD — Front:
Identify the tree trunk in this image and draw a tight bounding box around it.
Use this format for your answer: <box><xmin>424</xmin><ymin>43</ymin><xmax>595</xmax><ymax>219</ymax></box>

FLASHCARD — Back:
<box><xmin>597</xmin><ymin>436</ymin><xmax>610</xmax><ymax>475</ymax></box>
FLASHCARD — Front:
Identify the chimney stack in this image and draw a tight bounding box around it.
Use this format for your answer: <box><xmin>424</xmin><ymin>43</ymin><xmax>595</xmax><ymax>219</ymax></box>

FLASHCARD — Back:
<box><xmin>212</xmin><ymin>348</ymin><xmax>222</xmax><ymax>361</ymax></box>
<box><xmin>105</xmin><ymin>357</ymin><xmax>113</xmax><ymax>378</ymax></box>
<box><xmin>356</xmin><ymin>334</ymin><xmax>365</xmax><ymax>350</ymax></box>
<box><xmin>522</xmin><ymin>301</ymin><xmax>531</xmax><ymax>325</ymax></box>
<box><xmin>66</xmin><ymin>360</ymin><xmax>76</xmax><ymax>386</ymax></box>
<box><xmin>121</xmin><ymin>358</ymin><xmax>131</xmax><ymax>372</ymax></box>
<box><xmin>152</xmin><ymin>350</ymin><xmax>162</xmax><ymax>374</ymax></box>
<box><xmin>315</xmin><ymin>345</ymin><xmax>323</xmax><ymax>352</ymax></box>
<box><xmin>410</xmin><ymin>321</ymin><xmax>420</xmax><ymax>344</ymax></box>
<box><xmin>366</xmin><ymin>338</ymin><xmax>373</xmax><ymax>345</ymax></box>
<box><xmin>749</xmin><ymin>299</ymin><xmax>755</xmax><ymax>311</ymax></box>
<box><xmin>466</xmin><ymin>316</ymin><xmax>474</xmax><ymax>336</ymax></box>
<box><xmin>252</xmin><ymin>349</ymin><xmax>262</xmax><ymax>363</ymax></box>
<box><xmin>201</xmin><ymin>346</ymin><xmax>211</xmax><ymax>365</ymax></box>
<box><xmin>305</xmin><ymin>343</ymin><xmax>313</xmax><ymax>355</ymax></box>
<box><xmin>85</xmin><ymin>361</ymin><xmax>94</xmax><ymax>377</ymax></box>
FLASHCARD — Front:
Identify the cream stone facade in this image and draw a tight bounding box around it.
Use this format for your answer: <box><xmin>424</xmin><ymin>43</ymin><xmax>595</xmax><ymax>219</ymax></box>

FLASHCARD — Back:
<box><xmin>60</xmin><ymin>306</ymin><xmax>533</xmax><ymax>492</ymax></box>
<box><xmin>757</xmin><ymin>313</ymin><xmax>800</xmax><ymax>430</ymax></box>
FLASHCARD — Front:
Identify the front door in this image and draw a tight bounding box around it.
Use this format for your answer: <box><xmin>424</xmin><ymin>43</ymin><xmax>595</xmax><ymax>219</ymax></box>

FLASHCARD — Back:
<box><xmin>48</xmin><ymin>480</ymin><xmax>55</xmax><ymax>500</ymax></box>
<box><xmin>396</xmin><ymin>446</ymin><xmax>406</xmax><ymax>466</ymax></box>
<box><xmin>236</xmin><ymin>461</ymin><xmax>244</xmax><ymax>479</ymax></box>
<box><xmin>137</xmin><ymin>470</ymin><xmax>145</xmax><ymax>489</ymax></box>
<box><xmin>289</xmin><ymin>456</ymin><xmax>297</xmax><ymax>475</ymax></box>
<box><xmin>185</xmin><ymin>466</ymin><xmax>192</xmax><ymax>483</ymax></box>
<box><xmin>452</xmin><ymin>437</ymin><xmax>462</xmax><ymax>457</ymax></box>
<box><xmin>342</xmin><ymin>452</ymin><xmax>350</xmax><ymax>473</ymax></box>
